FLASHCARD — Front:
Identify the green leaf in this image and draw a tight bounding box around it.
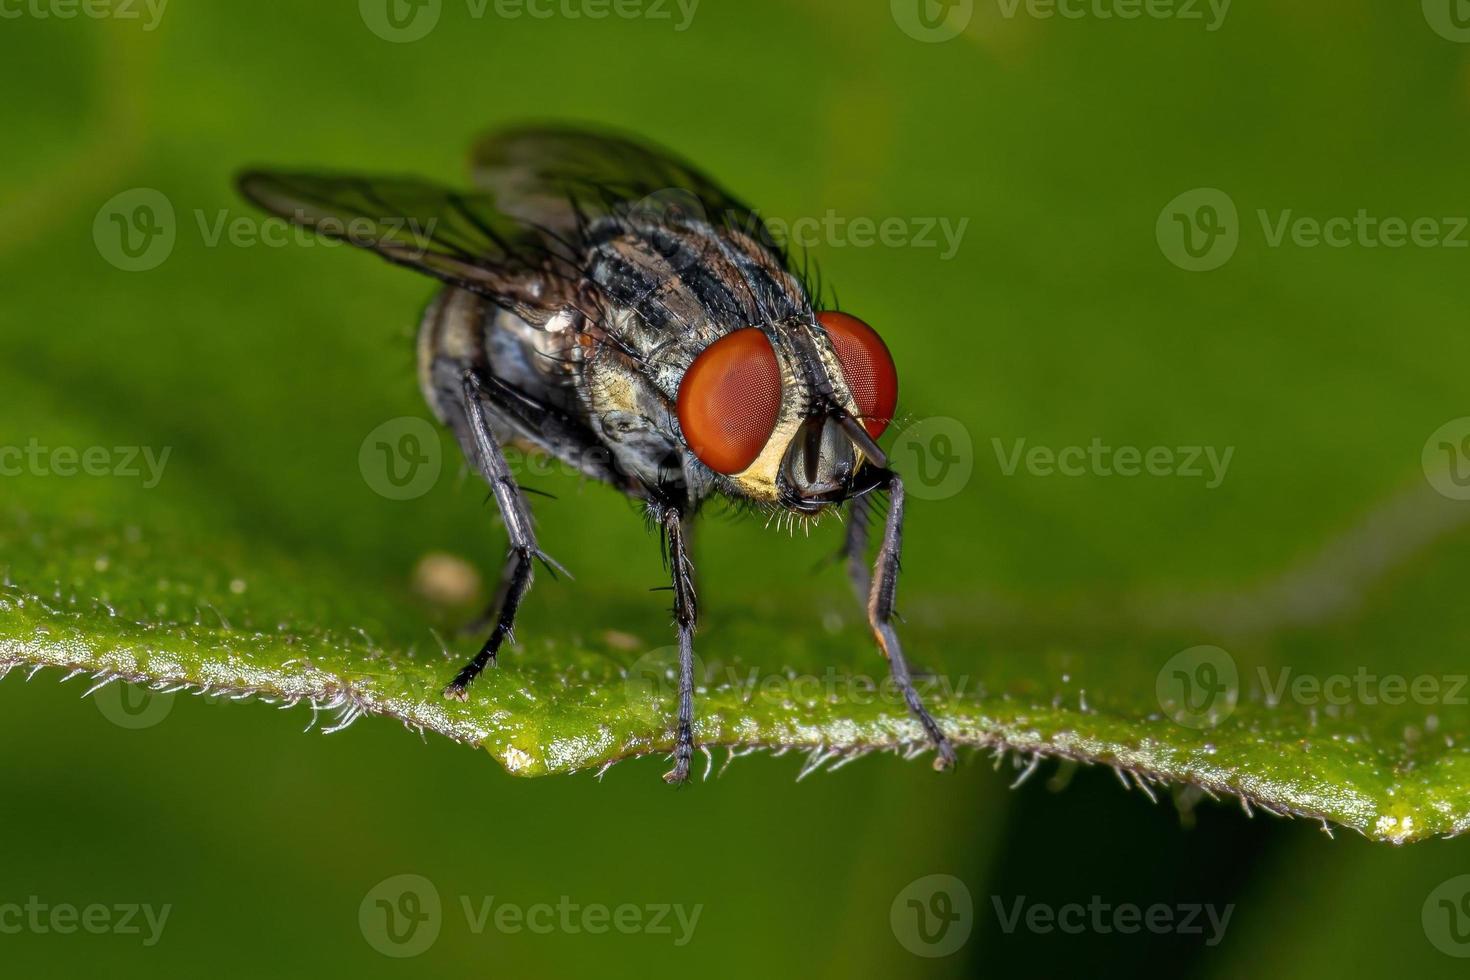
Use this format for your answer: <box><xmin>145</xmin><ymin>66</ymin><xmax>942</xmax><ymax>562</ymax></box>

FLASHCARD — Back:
<box><xmin>5</xmin><ymin>479</ymin><xmax>1469</xmax><ymax>843</ymax></box>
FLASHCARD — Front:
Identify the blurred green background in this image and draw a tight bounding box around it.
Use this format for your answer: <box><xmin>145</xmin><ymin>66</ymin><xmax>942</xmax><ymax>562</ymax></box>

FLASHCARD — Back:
<box><xmin>4</xmin><ymin>0</ymin><xmax>1470</xmax><ymax>975</ymax></box>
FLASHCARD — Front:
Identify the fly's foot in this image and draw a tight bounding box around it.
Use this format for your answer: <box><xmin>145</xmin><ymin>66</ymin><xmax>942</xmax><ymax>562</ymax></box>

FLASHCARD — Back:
<box><xmin>932</xmin><ymin>736</ymin><xmax>958</xmax><ymax>771</ymax></box>
<box><xmin>441</xmin><ymin>651</ymin><xmax>496</xmax><ymax>702</ymax></box>
<box><xmin>663</xmin><ymin>726</ymin><xmax>694</xmax><ymax>784</ymax></box>
<box><xmin>662</xmin><ymin>757</ymin><xmax>691</xmax><ymax>785</ymax></box>
<box><xmin>908</xmin><ymin>700</ymin><xmax>957</xmax><ymax>771</ymax></box>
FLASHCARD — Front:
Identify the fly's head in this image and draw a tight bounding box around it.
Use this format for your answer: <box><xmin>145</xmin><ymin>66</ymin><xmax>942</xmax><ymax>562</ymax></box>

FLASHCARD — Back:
<box><xmin>674</xmin><ymin>311</ymin><xmax>899</xmax><ymax>515</ymax></box>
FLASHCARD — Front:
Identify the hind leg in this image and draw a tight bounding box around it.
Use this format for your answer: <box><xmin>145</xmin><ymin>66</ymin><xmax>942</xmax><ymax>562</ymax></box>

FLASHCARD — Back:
<box><xmin>437</xmin><ymin>365</ymin><xmax>563</xmax><ymax>699</ymax></box>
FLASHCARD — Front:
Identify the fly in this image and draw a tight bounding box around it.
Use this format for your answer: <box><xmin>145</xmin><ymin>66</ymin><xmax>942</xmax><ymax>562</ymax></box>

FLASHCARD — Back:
<box><xmin>237</xmin><ymin>126</ymin><xmax>956</xmax><ymax>782</ymax></box>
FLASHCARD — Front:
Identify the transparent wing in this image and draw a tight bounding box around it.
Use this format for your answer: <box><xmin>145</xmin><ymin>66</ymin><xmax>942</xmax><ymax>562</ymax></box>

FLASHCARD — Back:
<box><xmin>468</xmin><ymin>125</ymin><xmax>782</xmax><ymax>249</ymax></box>
<box><xmin>236</xmin><ymin>170</ymin><xmax>566</xmax><ymax>318</ymax></box>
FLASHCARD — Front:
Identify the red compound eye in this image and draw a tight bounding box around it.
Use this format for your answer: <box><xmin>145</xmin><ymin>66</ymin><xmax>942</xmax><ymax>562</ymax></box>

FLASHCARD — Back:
<box><xmin>817</xmin><ymin>311</ymin><xmax>898</xmax><ymax>438</ymax></box>
<box><xmin>676</xmin><ymin>328</ymin><xmax>784</xmax><ymax>474</ymax></box>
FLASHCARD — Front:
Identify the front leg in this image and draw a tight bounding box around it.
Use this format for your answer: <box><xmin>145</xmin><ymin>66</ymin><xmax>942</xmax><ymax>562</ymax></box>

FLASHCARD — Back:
<box><xmin>840</xmin><ymin>492</ymin><xmax>873</xmax><ymax>605</ymax></box>
<box><xmin>660</xmin><ymin>507</ymin><xmax>699</xmax><ymax>784</ymax></box>
<box><xmin>862</xmin><ymin>474</ymin><xmax>957</xmax><ymax>769</ymax></box>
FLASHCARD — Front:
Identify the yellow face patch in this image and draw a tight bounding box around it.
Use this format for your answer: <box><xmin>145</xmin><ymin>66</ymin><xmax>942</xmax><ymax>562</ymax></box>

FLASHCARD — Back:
<box><xmin>721</xmin><ymin>322</ymin><xmax>867</xmax><ymax>503</ymax></box>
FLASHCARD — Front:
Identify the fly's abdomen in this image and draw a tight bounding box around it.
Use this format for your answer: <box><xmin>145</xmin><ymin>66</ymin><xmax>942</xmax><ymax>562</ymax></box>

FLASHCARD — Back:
<box><xmin>419</xmin><ymin>287</ymin><xmax>586</xmax><ymax>416</ymax></box>
<box><xmin>417</xmin><ymin>286</ymin><xmax>492</xmax><ymax>426</ymax></box>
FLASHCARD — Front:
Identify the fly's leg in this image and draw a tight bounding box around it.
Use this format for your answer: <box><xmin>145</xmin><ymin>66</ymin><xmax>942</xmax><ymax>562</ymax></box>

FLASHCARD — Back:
<box><xmin>866</xmin><ymin>474</ymin><xmax>956</xmax><ymax>769</ymax></box>
<box><xmin>441</xmin><ymin>367</ymin><xmax>563</xmax><ymax>701</ymax></box>
<box><xmin>841</xmin><ymin>493</ymin><xmax>873</xmax><ymax>606</ymax></box>
<box><xmin>660</xmin><ymin>508</ymin><xmax>699</xmax><ymax>784</ymax></box>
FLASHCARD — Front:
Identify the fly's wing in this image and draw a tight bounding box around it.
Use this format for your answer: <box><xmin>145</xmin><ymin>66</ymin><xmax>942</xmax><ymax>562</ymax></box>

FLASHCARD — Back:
<box><xmin>468</xmin><ymin>125</ymin><xmax>786</xmax><ymax>259</ymax></box>
<box><xmin>469</xmin><ymin>126</ymin><xmax>817</xmax><ymax>332</ymax></box>
<box><xmin>236</xmin><ymin>170</ymin><xmax>573</xmax><ymax>322</ymax></box>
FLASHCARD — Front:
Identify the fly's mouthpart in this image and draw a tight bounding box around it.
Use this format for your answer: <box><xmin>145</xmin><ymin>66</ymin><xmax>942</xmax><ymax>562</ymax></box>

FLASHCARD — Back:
<box><xmin>801</xmin><ymin>415</ymin><xmax>825</xmax><ymax>486</ymax></box>
<box><xmin>834</xmin><ymin>411</ymin><xmax>887</xmax><ymax>469</ymax></box>
<box><xmin>779</xmin><ymin>406</ymin><xmax>892</xmax><ymax>510</ymax></box>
